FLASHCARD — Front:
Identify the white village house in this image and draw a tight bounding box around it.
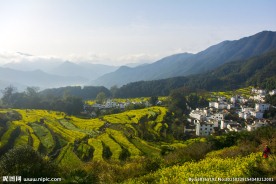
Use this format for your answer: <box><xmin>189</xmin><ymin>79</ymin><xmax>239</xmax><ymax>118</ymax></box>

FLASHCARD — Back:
<box><xmin>195</xmin><ymin>120</ymin><xmax>217</xmax><ymax>136</ymax></box>
<box><xmin>189</xmin><ymin>108</ymin><xmax>209</xmax><ymax>121</ymax></box>
<box><xmin>269</xmin><ymin>89</ymin><xmax>276</xmax><ymax>96</ymax></box>
<box><xmin>247</xmin><ymin>120</ymin><xmax>269</xmax><ymax>131</ymax></box>
<box><xmin>255</xmin><ymin>103</ymin><xmax>270</xmax><ymax>112</ymax></box>
<box><xmin>220</xmin><ymin>120</ymin><xmax>242</xmax><ymax>132</ymax></box>
<box><xmin>209</xmin><ymin>102</ymin><xmax>228</xmax><ymax>109</ymax></box>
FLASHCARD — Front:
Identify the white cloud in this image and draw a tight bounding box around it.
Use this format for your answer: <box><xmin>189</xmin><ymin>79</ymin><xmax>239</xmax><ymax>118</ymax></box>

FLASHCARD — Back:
<box><xmin>0</xmin><ymin>51</ymin><xmax>30</xmax><ymax>64</ymax></box>
<box><xmin>0</xmin><ymin>51</ymin><xmax>64</xmax><ymax>65</ymax></box>
<box><xmin>63</xmin><ymin>51</ymin><xmax>165</xmax><ymax>66</ymax></box>
<box><xmin>0</xmin><ymin>51</ymin><xmax>163</xmax><ymax>67</ymax></box>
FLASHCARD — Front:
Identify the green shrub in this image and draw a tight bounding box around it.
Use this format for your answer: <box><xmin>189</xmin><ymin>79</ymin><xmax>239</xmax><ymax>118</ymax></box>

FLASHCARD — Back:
<box><xmin>144</xmin><ymin>157</ymin><xmax>164</xmax><ymax>173</ymax></box>
<box><xmin>164</xmin><ymin>142</ymin><xmax>213</xmax><ymax>166</ymax></box>
<box><xmin>0</xmin><ymin>145</ymin><xmax>58</xmax><ymax>178</ymax></box>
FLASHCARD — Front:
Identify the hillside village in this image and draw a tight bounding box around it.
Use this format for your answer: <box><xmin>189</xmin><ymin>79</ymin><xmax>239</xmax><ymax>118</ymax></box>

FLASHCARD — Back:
<box><xmin>83</xmin><ymin>98</ymin><xmax>162</xmax><ymax>117</ymax></box>
<box><xmin>185</xmin><ymin>88</ymin><xmax>276</xmax><ymax>136</ymax></box>
<box><xmin>84</xmin><ymin>99</ymin><xmax>150</xmax><ymax>111</ymax></box>
<box><xmin>83</xmin><ymin>87</ymin><xmax>276</xmax><ymax>138</ymax></box>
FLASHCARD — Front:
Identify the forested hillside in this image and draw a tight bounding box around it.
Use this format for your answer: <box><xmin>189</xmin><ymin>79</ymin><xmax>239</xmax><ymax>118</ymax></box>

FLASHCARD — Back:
<box><xmin>92</xmin><ymin>31</ymin><xmax>276</xmax><ymax>87</ymax></box>
<box><xmin>114</xmin><ymin>49</ymin><xmax>276</xmax><ymax>97</ymax></box>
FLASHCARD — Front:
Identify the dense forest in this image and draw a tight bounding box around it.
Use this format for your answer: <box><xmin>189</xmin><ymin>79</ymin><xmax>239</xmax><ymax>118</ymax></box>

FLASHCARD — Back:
<box><xmin>0</xmin><ymin>86</ymin><xmax>84</xmax><ymax>115</ymax></box>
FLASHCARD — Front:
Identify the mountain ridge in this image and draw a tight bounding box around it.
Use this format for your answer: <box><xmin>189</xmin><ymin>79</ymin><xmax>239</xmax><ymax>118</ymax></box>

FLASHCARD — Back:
<box><xmin>91</xmin><ymin>30</ymin><xmax>276</xmax><ymax>88</ymax></box>
<box><xmin>114</xmin><ymin>49</ymin><xmax>276</xmax><ymax>97</ymax></box>
<box><xmin>0</xmin><ymin>67</ymin><xmax>87</xmax><ymax>91</ymax></box>
<box><xmin>0</xmin><ymin>61</ymin><xmax>119</xmax><ymax>91</ymax></box>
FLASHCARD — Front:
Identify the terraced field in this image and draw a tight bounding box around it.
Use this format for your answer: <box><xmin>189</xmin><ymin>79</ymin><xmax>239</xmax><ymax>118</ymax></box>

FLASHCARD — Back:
<box><xmin>0</xmin><ymin>107</ymin><xmax>181</xmax><ymax>167</ymax></box>
<box><xmin>207</xmin><ymin>86</ymin><xmax>253</xmax><ymax>101</ymax></box>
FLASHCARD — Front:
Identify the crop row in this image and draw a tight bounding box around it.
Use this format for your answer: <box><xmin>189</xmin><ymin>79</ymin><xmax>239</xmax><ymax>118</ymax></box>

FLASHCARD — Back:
<box><xmin>12</xmin><ymin>121</ymin><xmax>40</xmax><ymax>150</ymax></box>
<box><xmin>0</xmin><ymin>122</ymin><xmax>19</xmax><ymax>149</ymax></box>
<box><xmin>106</xmin><ymin>128</ymin><xmax>141</xmax><ymax>158</ymax></box>
<box><xmin>103</xmin><ymin>107</ymin><xmax>167</xmax><ymax>125</ymax></box>
<box><xmin>44</xmin><ymin>119</ymin><xmax>86</xmax><ymax>143</ymax></box>
<box><xmin>0</xmin><ymin>108</ymin><xmax>174</xmax><ymax>165</ymax></box>
<box><xmin>29</xmin><ymin>123</ymin><xmax>55</xmax><ymax>153</ymax></box>
<box><xmin>56</xmin><ymin>143</ymin><xmax>83</xmax><ymax>170</ymax></box>
<box><xmin>130</xmin><ymin>152</ymin><xmax>261</xmax><ymax>183</ymax></box>
<box><xmin>68</xmin><ymin>117</ymin><xmax>104</xmax><ymax>131</ymax></box>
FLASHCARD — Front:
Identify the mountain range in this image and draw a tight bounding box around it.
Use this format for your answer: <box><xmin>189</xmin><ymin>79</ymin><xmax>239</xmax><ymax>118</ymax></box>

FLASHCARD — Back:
<box><xmin>0</xmin><ymin>30</ymin><xmax>276</xmax><ymax>92</ymax></box>
<box><xmin>0</xmin><ymin>67</ymin><xmax>86</xmax><ymax>90</ymax></box>
<box><xmin>91</xmin><ymin>31</ymin><xmax>276</xmax><ymax>87</ymax></box>
<box><xmin>0</xmin><ymin>61</ymin><xmax>118</xmax><ymax>91</ymax></box>
<box><xmin>114</xmin><ymin>49</ymin><xmax>276</xmax><ymax>97</ymax></box>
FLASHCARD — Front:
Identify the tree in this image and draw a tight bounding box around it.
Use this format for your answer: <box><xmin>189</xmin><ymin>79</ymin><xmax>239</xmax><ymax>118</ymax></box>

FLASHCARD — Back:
<box><xmin>25</xmin><ymin>87</ymin><xmax>41</xmax><ymax>108</ymax></box>
<box><xmin>110</xmin><ymin>85</ymin><xmax>119</xmax><ymax>98</ymax></box>
<box><xmin>168</xmin><ymin>90</ymin><xmax>189</xmax><ymax>116</ymax></box>
<box><xmin>64</xmin><ymin>96</ymin><xmax>84</xmax><ymax>115</ymax></box>
<box><xmin>149</xmin><ymin>96</ymin><xmax>158</xmax><ymax>106</ymax></box>
<box><xmin>1</xmin><ymin>86</ymin><xmax>17</xmax><ymax>107</ymax></box>
<box><xmin>187</xmin><ymin>94</ymin><xmax>209</xmax><ymax>109</ymax></box>
<box><xmin>265</xmin><ymin>94</ymin><xmax>276</xmax><ymax>106</ymax></box>
<box><xmin>0</xmin><ymin>146</ymin><xmax>58</xmax><ymax>178</ymax></box>
<box><xmin>96</xmin><ymin>92</ymin><xmax>106</xmax><ymax>104</ymax></box>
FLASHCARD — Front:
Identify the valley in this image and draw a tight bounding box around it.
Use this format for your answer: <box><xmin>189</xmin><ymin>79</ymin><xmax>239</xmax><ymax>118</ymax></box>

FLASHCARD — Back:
<box><xmin>0</xmin><ymin>29</ymin><xmax>276</xmax><ymax>183</ymax></box>
<box><xmin>1</xmin><ymin>0</ymin><xmax>276</xmax><ymax>182</ymax></box>
<box><xmin>0</xmin><ymin>87</ymin><xmax>276</xmax><ymax>182</ymax></box>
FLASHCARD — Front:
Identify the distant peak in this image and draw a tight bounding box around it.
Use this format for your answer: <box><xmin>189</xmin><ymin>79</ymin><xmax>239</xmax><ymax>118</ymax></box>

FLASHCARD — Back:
<box><xmin>118</xmin><ymin>65</ymin><xmax>131</xmax><ymax>70</ymax></box>
<box><xmin>259</xmin><ymin>30</ymin><xmax>275</xmax><ymax>33</ymax></box>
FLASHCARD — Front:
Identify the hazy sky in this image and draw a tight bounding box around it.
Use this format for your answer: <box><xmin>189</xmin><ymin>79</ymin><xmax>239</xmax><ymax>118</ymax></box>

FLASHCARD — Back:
<box><xmin>0</xmin><ymin>0</ymin><xmax>276</xmax><ymax>65</ymax></box>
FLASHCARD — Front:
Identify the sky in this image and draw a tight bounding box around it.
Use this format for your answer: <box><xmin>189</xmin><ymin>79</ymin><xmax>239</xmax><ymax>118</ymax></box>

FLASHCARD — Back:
<box><xmin>0</xmin><ymin>0</ymin><xmax>276</xmax><ymax>66</ymax></box>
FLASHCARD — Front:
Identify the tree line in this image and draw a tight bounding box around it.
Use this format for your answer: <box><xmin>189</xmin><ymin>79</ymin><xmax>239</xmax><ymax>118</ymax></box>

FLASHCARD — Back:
<box><xmin>0</xmin><ymin>86</ymin><xmax>83</xmax><ymax>115</ymax></box>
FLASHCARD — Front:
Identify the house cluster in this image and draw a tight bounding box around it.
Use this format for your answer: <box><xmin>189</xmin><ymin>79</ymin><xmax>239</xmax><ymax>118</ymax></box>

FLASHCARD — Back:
<box><xmin>90</xmin><ymin>99</ymin><xmax>132</xmax><ymax>110</ymax></box>
<box><xmin>186</xmin><ymin>107</ymin><xmax>229</xmax><ymax>136</ymax></box>
<box><xmin>250</xmin><ymin>88</ymin><xmax>267</xmax><ymax>102</ymax></box>
<box><xmin>185</xmin><ymin>88</ymin><xmax>276</xmax><ymax>136</ymax></box>
<box><xmin>238</xmin><ymin>103</ymin><xmax>269</xmax><ymax>119</ymax></box>
<box><xmin>83</xmin><ymin>99</ymin><xmax>152</xmax><ymax>116</ymax></box>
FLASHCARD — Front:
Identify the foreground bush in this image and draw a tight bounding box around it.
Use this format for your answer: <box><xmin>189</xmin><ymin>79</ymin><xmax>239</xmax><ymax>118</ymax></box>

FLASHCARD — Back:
<box><xmin>0</xmin><ymin>145</ymin><xmax>58</xmax><ymax>178</ymax></box>
<box><xmin>127</xmin><ymin>152</ymin><xmax>262</xmax><ymax>184</ymax></box>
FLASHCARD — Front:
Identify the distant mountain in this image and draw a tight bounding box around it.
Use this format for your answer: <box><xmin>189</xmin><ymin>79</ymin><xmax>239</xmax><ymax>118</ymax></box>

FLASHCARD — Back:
<box><xmin>3</xmin><ymin>60</ymin><xmax>118</xmax><ymax>81</ymax></box>
<box><xmin>91</xmin><ymin>31</ymin><xmax>276</xmax><ymax>88</ymax></box>
<box><xmin>124</xmin><ymin>62</ymin><xmax>149</xmax><ymax>68</ymax></box>
<box><xmin>2</xmin><ymin>59</ymin><xmax>63</xmax><ymax>72</ymax></box>
<box><xmin>91</xmin><ymin>53</ymin><xmax>194</xmax><ymax>87</ymax></box>
<box><xmin>114</xmin><ymin>49</ymin><xmax>276</xmax><ymax>97</ymax></box>
<box><xmin>47</xmin><ymin>61</ymin><xmax>118</xmax><ymax>80</ymax></box>
<box><xmin>0</xmin><ymin>67</ymin><xmax>87</xmax><ymax>90</ymax></box>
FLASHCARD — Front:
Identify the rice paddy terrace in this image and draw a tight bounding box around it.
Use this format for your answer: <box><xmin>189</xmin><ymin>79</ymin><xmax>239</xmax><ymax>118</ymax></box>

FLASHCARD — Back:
<box><xmin>0</xmin><ymin>107</ymin><xmax>175</xmax><ymax>168</ymax></box>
